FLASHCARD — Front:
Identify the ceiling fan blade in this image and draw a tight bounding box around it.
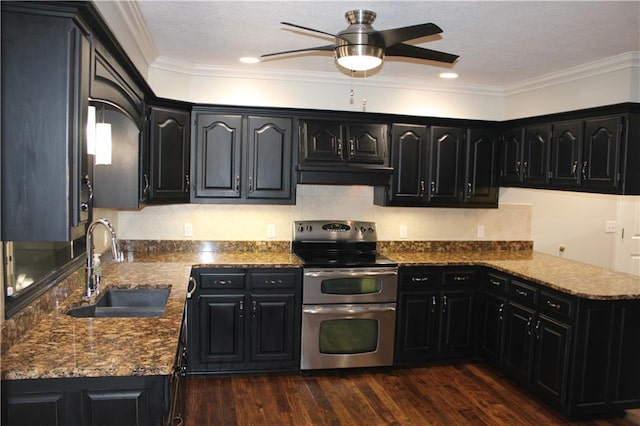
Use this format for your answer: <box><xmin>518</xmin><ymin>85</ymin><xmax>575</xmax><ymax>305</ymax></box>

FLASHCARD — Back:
<box><xmin>378</xmin><ymin>23</ymin><xmax>443</xmax><ymax>47</ymax></box>
<box><xmin>385</xmin><ymin>43</ymin><xmax>458</xmax><ymax>64</ymax></box>
<box><xmin>281</xmin><ymin>22</ymin><xmax>337</xmax><ymax>39</ymax></box>
<box><xmin>261</xmin><ymin>44</ymin><xmax>335</xmax><ymax>59</ymax></box>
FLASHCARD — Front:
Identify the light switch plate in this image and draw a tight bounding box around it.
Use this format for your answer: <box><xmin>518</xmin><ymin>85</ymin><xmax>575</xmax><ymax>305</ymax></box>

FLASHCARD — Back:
<box><xmin>184</xmin><ymin>223</ymin><xmax>193</xmax><ymax>237</ymax></box>
<box><xmin>399</xmin><ymin>225</ymin><xmax>408</xmax><ymax>239</ymax></box>
<box><xmin>605</xmin><ymin>220</ymin><xmax>616</xmax><ymax>233</ymax></box>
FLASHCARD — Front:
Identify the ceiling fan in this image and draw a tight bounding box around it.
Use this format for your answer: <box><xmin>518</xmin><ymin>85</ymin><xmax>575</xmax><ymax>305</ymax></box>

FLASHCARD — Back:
<box><xmin>261</xmin><ymin>10</ymin><xmax>459</xmax><ymax>72</ymax></box>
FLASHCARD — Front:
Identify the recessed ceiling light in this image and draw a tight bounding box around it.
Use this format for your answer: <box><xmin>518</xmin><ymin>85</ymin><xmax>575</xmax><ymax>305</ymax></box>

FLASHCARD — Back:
<box><xmin>439</xmin><ymin>72</ymin><xmax>458</xmax><ymax>79</ymax></box>
<box><xmin>239</xmin><ymin>56</ymin><xmax>260</xmax><ymax>64</ymax></box>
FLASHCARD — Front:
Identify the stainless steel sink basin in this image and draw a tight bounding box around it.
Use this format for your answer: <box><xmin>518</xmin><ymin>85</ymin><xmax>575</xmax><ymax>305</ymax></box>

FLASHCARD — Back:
<box><xmin>66</xmin><ymin>288</ymin><xmax>170</xmax><ymax>318</ymax></box>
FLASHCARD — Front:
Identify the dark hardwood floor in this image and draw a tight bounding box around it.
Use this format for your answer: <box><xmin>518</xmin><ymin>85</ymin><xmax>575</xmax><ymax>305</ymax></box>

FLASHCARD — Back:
<box><xmin>183</xmin><ymin>362</ymin><xmax>640</xmax><ymax>426</ymax></box>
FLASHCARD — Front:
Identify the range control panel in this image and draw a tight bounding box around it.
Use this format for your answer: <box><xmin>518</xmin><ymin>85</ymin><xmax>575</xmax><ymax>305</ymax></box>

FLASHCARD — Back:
<box><xmin>293</xmin><ymin>220</ymin><xmax>377</xmax><ymax>242</ymax></box>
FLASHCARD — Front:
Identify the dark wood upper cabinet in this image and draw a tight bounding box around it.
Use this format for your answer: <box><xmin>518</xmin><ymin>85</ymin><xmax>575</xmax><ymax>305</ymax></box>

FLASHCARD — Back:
<box><xmin>300</xmin><ymin>120</ymin><xmax>387</xmax><ymax>165</ymax></box>
<box><xmin>551</xmin><ymin>120</ymin><xmax>584</xmax><ymax>188</ymax></box>
<box><xmin>1</xmin><ymin>5</ymin><xmax>92</xmax><ymax>241</ymax></box>
<box><xmin>192</xmin><ymin>111</ymin><xmax>294</xmax><ymax>204</ymax></box>
<box><xmin>523</xmin><ymin>124</ymin><xmax>552</xmax><ymax>186</ymax></box>
<box><xmin>500</xmin><ymin>127</ymin><xmax>525</xmax><ymax>186</ymax></box>
<box><xmin>146</xmin><ymin>106</ymin><xmax>191</xmax><ymax>203</ymax></box>
<box><xmin>465</xmin><ymin>128</ymin><xmax>499</xmax><ymax>206</ymax></box>
<box><xmin>386</xmin><ymin>124</ymin><xmax>428</xmax><ymax>205</ymax></box>
<box><xmin>582</xmin><ymin>116</ymin><xmax>622</xmax><ymax>192</ymax></box>
<box><xmin>428</xmin><ymin>126</ymin><xmax>465</xmax><ymax>205</ymax></box>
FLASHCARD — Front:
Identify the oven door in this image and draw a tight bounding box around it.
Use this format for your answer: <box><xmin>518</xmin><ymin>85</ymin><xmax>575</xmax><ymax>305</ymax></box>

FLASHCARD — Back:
<box><xmin>300</xmin><ymin>303</ymin><xmax>396</xmax><ymax>370</ymax></box>
<box><xmin>303</xmin><ymin>267</ymin><xmax>398</xmax><ymax>304</ymax></box>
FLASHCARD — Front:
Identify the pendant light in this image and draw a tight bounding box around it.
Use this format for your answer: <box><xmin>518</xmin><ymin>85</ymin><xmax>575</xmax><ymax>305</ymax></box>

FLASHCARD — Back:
<box><xmin>87</xmin><ymin>104</ymin><xmax>112</xmax><ymax>165</ymax></box>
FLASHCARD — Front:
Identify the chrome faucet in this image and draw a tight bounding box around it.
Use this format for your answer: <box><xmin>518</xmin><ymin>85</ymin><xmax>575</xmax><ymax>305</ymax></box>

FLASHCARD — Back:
<box><xmin>85</xmin><ymin>218</ymin><xmax>122</xmax><ymax>298</ymax></box>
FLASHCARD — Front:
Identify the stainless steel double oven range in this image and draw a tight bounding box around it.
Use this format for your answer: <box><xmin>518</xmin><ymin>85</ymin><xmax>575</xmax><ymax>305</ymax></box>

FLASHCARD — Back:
<box><xmin>292</xmin><ymin>220</ymin><xmax>398</xmax><ymax>370</ymax></box>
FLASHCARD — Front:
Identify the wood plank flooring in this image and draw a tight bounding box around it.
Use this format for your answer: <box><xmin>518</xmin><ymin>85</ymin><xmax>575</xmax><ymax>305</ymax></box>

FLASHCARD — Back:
<box><xmin>183</xmin><ymin>362</ymin><xmax>640</xmax><ymax>426</ymax></box>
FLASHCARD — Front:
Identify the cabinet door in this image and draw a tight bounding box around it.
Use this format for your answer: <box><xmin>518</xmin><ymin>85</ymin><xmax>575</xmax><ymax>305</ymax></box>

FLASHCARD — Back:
<box><xmin>198</xmin><ymin>294</ymin><xmax>245</xmax><ymax>364</ymax></box>
<box><xmin>345</xmin><ymin>123</ymin><xmax>387</xmax><ymax>164</ymax></box>
<box><xmin>531</xmin><ymin>314</ymin><xmax>571</xmax><ymax>406</ymax></box>
<box><xmin>428</xmin><ymin>126</ymin><xmax>464</xmax><ymax>204</ymax></box>
<box><xmin>551</xmin><ymin>120</ymin><xmax>583</xmax><ymax>188</ymax></box>
<box><xmin>395</xmin><ymin>291</ymin><xmax>439</xmax><ymax>363</ymax></box>
<box><xmin>1</xmin><ymin>11</ymin><xmax>91</xmax><ymax>241</ymax></box>
<box><xmin>246</xmin><ymin>116</ymin><xmax>292</xmax><ymax>200</ymax></box>
<box><xmin>193</xmin><ymin>114</ymin><xmax>242</xmax><ymax>199</ymax></box>
<box><xmin>465</xmin><ymin>128</ymin><xmax>499</xmax><ymax>206</ymax></box>
<box><xmin>610</xmin><ymin>301</ymin><xmax>640</xmax><ymax>408</ymax></box>
<box><xmin>582</xmin><ymin>116</ymin><xmax>622</xmax><ymax>192</ymax></box>
<box><xmin>148</xmin><ymin>106</ymin><xmax>191</xmax><ymax>203</ymax></box>
<box><xmin>249</xmin><ymin>294</ymin><xmax>297</xmax><ymax>364</ymax></box>
<box><xmin>523</xmin><ymin>124</ymin><xmax>552</xmax><ymax>185</ymax></box>
<box><xmin>503</xmin><ymin>302</ymin><xmax>536</xmax><ymax>384</ymax></box>
<box><xmin>500</xmin><ymin>127</ymin><xmax>524</xmax><ymax>185</ymax></box>
<box><xmin>300</xmin><ymin>120</ymin><xmax>344</xmax><ymax>163</ymax></box>
<box><xmin>388</xmin><ymin>124</ymin><xmax>428</xmax><ymax>204</ymax></box>
<box><xmin>439</xmin><ymin>291</ymin><xmax>476</xmax><ymax>356</ymax></box>
<box><xmin>480</xmin><ymin>293</ymin><xmax>507</xmax><ymax>366</ymax></box>
<box><xmin>2</xmin><ymin>390</ymin><xmax>67</xmax><ymax>426</ymax></box>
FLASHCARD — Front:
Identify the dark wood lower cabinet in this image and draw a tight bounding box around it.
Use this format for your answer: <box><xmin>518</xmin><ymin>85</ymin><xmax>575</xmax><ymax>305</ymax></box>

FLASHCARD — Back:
<box><xmin>2</xmin><ymin>375</ymin><xmax>167</xmax><ymax>426</ymax></box>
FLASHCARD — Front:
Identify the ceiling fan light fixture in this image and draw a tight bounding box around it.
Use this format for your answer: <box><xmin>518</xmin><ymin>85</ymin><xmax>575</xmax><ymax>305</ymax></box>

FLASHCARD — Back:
<box><xmin>335</xmin><ymin>44</ymin><xmax>383</xmax><ymax>71</ymax></box>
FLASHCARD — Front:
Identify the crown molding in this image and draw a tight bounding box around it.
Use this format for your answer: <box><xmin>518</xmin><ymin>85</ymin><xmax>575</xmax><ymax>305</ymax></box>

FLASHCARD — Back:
<box><xmin>504</xmin><ymin>51</ymin><xmax>640</xmax><ymax>96</ymax></box>
<box><xmin>92</xmin><ymin>0</ymin><xmax>157</xmax><ymax>69</ymax></box>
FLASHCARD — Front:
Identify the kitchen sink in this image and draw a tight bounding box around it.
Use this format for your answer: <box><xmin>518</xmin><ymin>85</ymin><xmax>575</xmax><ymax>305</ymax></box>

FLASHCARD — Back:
<box><xmin>66</xmin><ymin>288</ymin><xmax>170</xmax><ymax>318</ymax></box>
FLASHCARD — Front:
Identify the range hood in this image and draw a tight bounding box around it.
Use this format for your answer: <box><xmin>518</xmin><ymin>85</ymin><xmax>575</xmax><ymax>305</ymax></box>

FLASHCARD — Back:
<box><xmin>296</xmin><ymin>165</ymin><xmax>393</xmax><ymax>186</ymax></box>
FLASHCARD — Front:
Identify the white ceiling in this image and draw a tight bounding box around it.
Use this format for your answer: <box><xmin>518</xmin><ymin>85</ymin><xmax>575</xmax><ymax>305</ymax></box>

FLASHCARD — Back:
<box><xmin>132</xmin><ymin>1</ymin><xmax>640</xmax><ymax>89</ymax></box>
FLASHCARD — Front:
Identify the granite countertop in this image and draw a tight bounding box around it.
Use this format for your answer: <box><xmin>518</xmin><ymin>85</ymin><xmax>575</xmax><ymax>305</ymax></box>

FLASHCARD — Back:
<box><xmin>2</xmin><ymin>247</ymin><xmax>639</xmax><ymax>381</ymax></box>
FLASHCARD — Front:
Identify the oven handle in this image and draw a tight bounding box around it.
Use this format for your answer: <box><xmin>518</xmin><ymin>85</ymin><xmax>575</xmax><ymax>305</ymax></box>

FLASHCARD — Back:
<box><xmin>304</xmin><ymin>270</ymin><xmax>397</xmax><ymax>278</ymax></box>
<box><xmin>303</xmin><ymin>303</ymin><xmax>396</xmax><ymax>314</ymax></box>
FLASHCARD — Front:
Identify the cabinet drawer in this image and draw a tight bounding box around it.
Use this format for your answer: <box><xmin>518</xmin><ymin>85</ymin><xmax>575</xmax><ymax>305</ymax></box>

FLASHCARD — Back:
<box><xmin>200</xmin><ymin>272</ymin><xmax>246</xmax><ymax>289</ymax></box>
<box><xmin>400</xmin><ymin>270</ymin><xmax>442</xmax><ymax>289</ymax></box>
<box><xmin>486</xmin><ymin>273</ymin><xmax>508</xmax><ymax>293</ymax></box>
<box><xmin>539</xmin><ymin>291</ymin><xmax>574</xmax><ymax>319</ymax></box>
<box><xmin>507</xmin><ymin>279</ymin><xmax>538</xmax><ymax>306</ymax></box>
<box><xmin>443</xmin><ymin>270</ymin><xmax>478</xmax><ymax>286</ymax></box>
<box><xmin>250</xmin><ymin>271</ymin><xmax>297</xmax><ymax>289</ymax></box>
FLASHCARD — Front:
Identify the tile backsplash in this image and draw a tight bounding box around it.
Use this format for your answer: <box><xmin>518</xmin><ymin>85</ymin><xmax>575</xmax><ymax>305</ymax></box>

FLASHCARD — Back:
<box><xmin>111</xmin><ymin>185</ymin><xmax>531</xmax><ymax>242</ymax></box>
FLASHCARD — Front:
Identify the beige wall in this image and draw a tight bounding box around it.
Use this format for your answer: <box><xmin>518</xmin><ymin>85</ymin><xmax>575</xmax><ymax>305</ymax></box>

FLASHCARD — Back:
<box><xmin>109</xmin><ymin>185</ymin><xmax>531</xmax><ymax>242</ymax></box>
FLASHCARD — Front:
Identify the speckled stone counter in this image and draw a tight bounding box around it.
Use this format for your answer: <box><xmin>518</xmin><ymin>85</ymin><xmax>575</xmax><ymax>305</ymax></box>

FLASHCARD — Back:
<box><xmin>2</xmin><ymin>241</ymin><xmax>639</xmax><ymax>382</ymax></box>
<box><xmin>386</xmin><ymin>251</ymin><xmax>640</xmax><ymax>300</ymax></box>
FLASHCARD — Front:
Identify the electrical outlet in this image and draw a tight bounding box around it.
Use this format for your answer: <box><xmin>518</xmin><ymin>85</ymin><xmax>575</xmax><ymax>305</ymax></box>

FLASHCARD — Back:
<box><xmin>267</xmin><ymin>224</ymin><xmax>276</xmax><ymax>239</ymax></box>
<box><xmin>399</xmin><ymin>225</ymin><xmax>408</xmax><ymax>239</ymax></box>
<box><xmin>184</xmin><ymin>223</ymin><xmax>193</xmax><ymax>237</ymax></box>
<box><xmin>477</xmin><ymin>225</ymin><xmax>485</xmax><ymax>238</ymax></box>
<box><xmin>605</xmin><ymin>220</ymin><xmax>616</xmax><ymax>233</ymax></box>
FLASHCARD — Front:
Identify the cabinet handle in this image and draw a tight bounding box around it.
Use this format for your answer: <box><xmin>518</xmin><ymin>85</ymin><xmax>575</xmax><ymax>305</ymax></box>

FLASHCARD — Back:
<box><xmin>431</xmin><ymin>296</ymin><xmax>437</xmax><ymax>313</ymax></box>
<box><xmin>515</xmin><ymin>160</ymin><xmax>521</xmax><ymax>173</ymax></box>
<box><xmin>546</xmin><ymin>300</ymin><xmax>561</xmax><ymax>310</ymax></box>
<box><xmin>535</xmin><ymin>320</ymin><xmax>542</xmax><ymax>339</ymax></box>
<box><xmin>349</xmin><ymin>140</ymin><xmax>355</xmax><ymax>156</ymax></box>
<box><xmin>142</xmin><ymin>174</ymin><xmax>150</xmax><ymax>200</ymax></box>
<box><xmin>453</xmin><ymin>276</ymin><xmax>470</xmax><ymax>281</ymax></box>
<box><xmin>582</xmin><ymin>161</ymin><xmax>588</xmax><ymax>181</ymax></box>
<box><xmin>337</xmin><ymin>139</ymin><xmax>343</xmax><ymax>157</ymax></box>
<box><xmin>442</xmin><ymin>295</ymin><xmax>447</xmax><ymax>313</ymax></box>
<box><xmin>571</xmin><ymin>161</ymin><xmax>578</xmax><ymax>177</ymax></box>
<box><xmin>420</xmin><ymin>180</ymin><xmax>425</xmax><ymax>196</ymax></box>
<box><xmin>239</xmin><ymin>300</ymin><xmax>244</xmax><ymax>318</ymax></box>
<box><xmin>235</xmin><ymin>175</ymin><xmax>240</xmax><ymax>193</ymax></box>
<box><xmin>515</xmin><ymin>288</ymin><xmax>528</xmax><ymax>297</ymax></box>
<box><xmin>81</xmin><ymin>175</ymin><xmax>93</xmax><ymax>212</ymax></box>
<box><xmin>184</xmin><ymin>174</ymin><xmax>190</xmax><ymax>192</ymax></box>
<box><xmin>526</xmin><ymin>316</ymin><xmax>533</xmax><ymax>335</ymax></box>
<box><xmin>252</xmin><ymin>300</ymin><xmax>257</xmax><ymax>318</ymax></box>
<box><xmin>430</xmin><ymin>181</ymin><xmax>436</xmax><ymax>194</ymax></box>
<box><xmin>489</xmin><ymin>279</ymin><xmax>501</xmax><ymax>287</ymax></box>
<box><xmin>498</xmin><ymin>303</ymin><xmax>504</xmax><ymax>321</ymax></box>
<box><xmin>186</xmin><ymin>276</ymin><xmax>196</xmax><ymax>299</ymax></box>
<box><xmin>264</xmin><ymin>279</ymin><xmax>283</xmax><ymax>285</ymax></box>
<box><xmin>248</xmin><ymin>176</ymin><xmax>253</xmax><ymax>193</ymax></box>
<box><xmin>467</xmin><ymin>182</ymin><xmax>472</xmax><ymax>196</ymax></box>
<box><xmin>411</xmin><ymin>276</ymin><xmax>430</xmax><ymax>282</ymax></box>
<box><xmin>215</xmin><ymin>280</ymin><xmax>232</xmax><ymax>286</ymax></box>
<box><xmin>523</xmin><ymin>161</ymin><xmax>528</xmax><ymax>178</ymax></box>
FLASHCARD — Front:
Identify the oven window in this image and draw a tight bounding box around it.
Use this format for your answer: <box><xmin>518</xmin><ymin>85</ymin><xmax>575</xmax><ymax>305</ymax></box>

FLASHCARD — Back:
<box><xmin>320</xmin><ymin>278</ymin><xmax>381</xmax><ymax>295</ymax></box>
<box><xmin>319</xmin><ymin>319</ymin><xmax>378</xmax><ymax>354</ymax></box>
